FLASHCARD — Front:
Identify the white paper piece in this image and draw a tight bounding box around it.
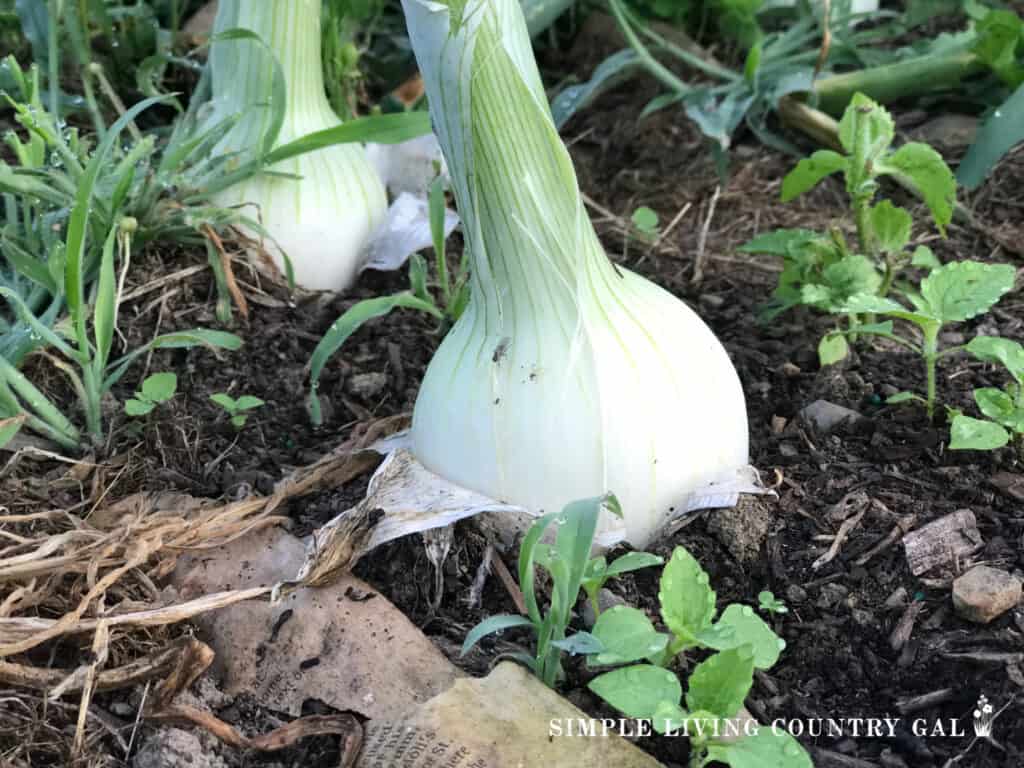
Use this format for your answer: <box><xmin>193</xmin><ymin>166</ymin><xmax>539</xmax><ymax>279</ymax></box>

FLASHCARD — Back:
<box><xmin>360</xmin><ymin>192</ymin><xmax>460</xmax><ymax>273</ymax></box>
<box><xmin>367</xmin><ymin>134</ymin><xmax>448</xmax><ymax>198</ymax></box>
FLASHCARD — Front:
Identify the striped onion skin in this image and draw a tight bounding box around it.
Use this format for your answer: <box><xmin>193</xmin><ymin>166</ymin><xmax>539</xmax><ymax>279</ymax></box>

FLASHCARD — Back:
<box><xmin>404</xmin><ymin>0</ymin><xmax>749</xmax><ymax>546</ymax></box>
<box><xmin>209</xmin><ymin>0</ymin><xmax>387</xmax><ymax>292</ymax></box>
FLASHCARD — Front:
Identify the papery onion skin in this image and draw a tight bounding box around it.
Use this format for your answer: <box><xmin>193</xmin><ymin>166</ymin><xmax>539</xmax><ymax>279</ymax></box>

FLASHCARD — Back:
<box><xmin>403</xmin><ymin>0</ymin><xmax>750</xmax><ymax>547</ymax></box>
<box><xmin>209</xmin><ymin>0</ymin><xmax>387</xmax><ymax>292</ymax></box>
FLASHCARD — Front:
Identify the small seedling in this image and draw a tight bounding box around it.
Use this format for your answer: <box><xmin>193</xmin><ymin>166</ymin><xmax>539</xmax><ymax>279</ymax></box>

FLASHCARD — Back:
<box><xmin>125</xmin><ymin>372</ymin><xmax>177</xmax><ymax>417</ymax></box>
<box><xmin>820</xmin><ymin>261</ymin><xmax>1015</xmax><ymax>419</ymax></box>
<box><xmin>210</xmin><ymin>393</ymin><xmax>265</xmax><ymax>428</ymax></box>
<box><xmin>461</xmin><ymin>494</ymin><xmax>661</xmax><ymax>687</ymax></box>
<box><xmin>758</xmin><ymin>590</ymin><xmax>788</xmax><ymax>615</ymax></box>
<box><xmin>949</xmin><ymin>336</ymin><xmax>1024</xmax><ymax>453</ymax></box>
<box><xmin>631</xmin><ymin>205</ymin><xmax>660</xmax><ymax>242</ymax></box>
<box><xmin>583</xmin><ymin>546</ymin><xmax>809</xmax><ymax>768</ymax></box>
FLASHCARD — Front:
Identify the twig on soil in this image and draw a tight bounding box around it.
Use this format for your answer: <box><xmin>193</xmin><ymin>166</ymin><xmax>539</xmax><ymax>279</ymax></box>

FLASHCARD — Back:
<box><xmin>812</xmin><ymin>503</ymin><xmax>868</xmax><ymax>571</ymax></box>
<box><xmin>490</xmin><ymin>549</ymin><xmax>527</xmax><ymax>616</ymax></box>
<box><xmin>120</xmin><ymin>264</ymin><xmax>208</xmax><ymax>303</ymax></box>
<box><xmin>466</xmin><ymin>542</ymin><xmax>493</xmax><ymax>609</ymax></box>
<box><xmin>691</xmin><ymin>185</ymin><xmax>721</xmax><ymax>286</ymax></box>
<box><xmin>203</xmin><ymin>224</ymin><xmax>250</xmax><ymax>320</ymax></box>
<box><xmin>895</xmin><ymin>688</ymin><xmax>956</xmax><ymax>714</ymax></box>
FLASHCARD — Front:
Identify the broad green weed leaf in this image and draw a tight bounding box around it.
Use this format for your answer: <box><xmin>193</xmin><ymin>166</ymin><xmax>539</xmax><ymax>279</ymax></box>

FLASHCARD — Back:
<box><xmin>210</xmin><ymin>393</ymin><xmax>237</xmax><ymax>411</ymax></box>
<box><xmin>879</xmin><ymin>143</ymin><xmax>956</xmax><ymax>233</ymax></box>
<box><xmin>141</xmin><ymin>372</ymin><xmax>177</xmax><ymax>402</ymax></box>
<box><xmin>589</xmin><ymin>664</ymin><xmax>682</xmax><ymax>720</ymax></box>
<box><xmin>234</xmin><ymin>396</ymin><xmax>265</xmax><ymax>411</ymax></box>
<box><xmin>708</xmin><ymin>604</ymin><xmax>785</xmax><ymax>670</ymax></box>
<box><xmin>949</xmin><ymin>414</ymin><xmax>1010</xmax><ymax>450</ymax></box>
<box><xmin>780</xmin><ymin>150</ymin><xmax>846</xmax><ymax>202</ymax></box>
<box><xmin>975</xmin><ymin>387</ymin><xmax>1016</xmax><ymax>424</ymax></box>
<box><xmin>590</xmin><ymin>606</ymin><xmax>668</xmax><ymax>666</ymax></box>
<box><xmin>919</xmin><ymin>261</ymin><xmax>1015</xmax><ymax>323</ymax></box>
<box><xmin>652</xmin><ymin>700</ymin><xmax>688</xmax><ymax>735</ymax></box>
<box><xmin>631</xmin><ymin>206</ymin><xmax>659</xmax><ymax>235</ymax></box>
<box><xmin>837</xmin><ymin>93</ymin><xmax>893</xmax><ymax>162</ymax></box>
<box><xmin>706</xmin><ymin>727</ymin><xmax>813</xmax><ymax>768</ymax></box>
<box><xmin>966</xmin><ymin>336</ymin><xmax>1024</xmax><ymax>384</ymax></box>
<box><xmin>818</xmin><ymin>334</ymin><xmax>849</xmax><ymax>367</ymax></box>
<box><xmin>685</xmin><ymin>646</ymin><xmax>755</xmax><ymax>719</ymax></box>
<box><xmin>551</xmin><ymin>632</ymin><xmax>604</xmax><ymax>656</ymax></box>
<box><xmin>973</xmin><ymin>10</ymin><xmax>1024</xmax><ymax>87</ymax></box>
<box><xmin>659</xmin><ymin>546</ymin><xmax>716</xmax><ymax>644</ymax></box>
<box><xmin>868</xmin><ymin>201</ymin><xmax>912</xmax><ymax>254</ymax></box>
<box><xmin>125</xmin><ymin>398</ymin><xmax>155</xmax><ymax>417</ymax></box>
<box><xmin>460</xmin><ymin>614</ymin><xmax>534</xmax><ymax>656</ymax></box>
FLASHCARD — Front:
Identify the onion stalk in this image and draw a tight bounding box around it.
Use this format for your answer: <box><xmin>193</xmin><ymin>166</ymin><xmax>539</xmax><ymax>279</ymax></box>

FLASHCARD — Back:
<box><xmin>208</xmin><ymin>0</ymin><xmax>388</xmax><ymax>292</ymax></box>
<box><xmin>403</xmin><ymin>0</ymin><xmax>750</xmax><ymax>546</ymax></box>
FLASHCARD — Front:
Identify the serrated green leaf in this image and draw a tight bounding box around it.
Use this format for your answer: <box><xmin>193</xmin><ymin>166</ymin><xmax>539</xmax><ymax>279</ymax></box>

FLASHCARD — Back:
<box><xmin>708</xmin><ymin>605</ymin><xmax>785</xmax><ymax>670</ymax></box>
<box><xmin>141</xmin><ymin>372</ymin><xmax>177</xmax><ymax>403</ymax></box>
<box><xmin>590</xmin><ymin>606</ymin><xmax>669</xmax><ymax>666</ymax></box>
<box><xmin>685</xmin><ymin>646</ymin><xmax>755</xmax><ymax>719</ymax></box>
<box><xmin>588</xmin><ymin>664</ymin><xmax>682</xmax><ymax>720</ymax></box>
<box><xmin>821</xmin><ymin>254</ymin><xmax>883</xmax><ymax>303</ymax></box>
<box><xmin>659</xmin><ymin>546</ymin><xmax>717</xmax><ymax>644</ymax></box>
<box><xmin>966</xmin><ymin>336</ymin><xmax>1024</xmax><ymax>385</ymax></box>
<box><xmin>911</xmin><ymin>245</ymin><xmax>941</xmax><ymax>270</ymax></box>
<box><xmin>125</xmin><ymin>398</ymin><xmax>155</xmax><ymax>417</ymax></box>
<box><xmin>919</xmin><ymin>261</ymin><xmax>1015</xmax><ymax>324</ymax></box>
<box><xmin>949</xmin><ymin>414</ymin><xmax>1010</xmax><ymax>450</ymax></box>
<box><xmin>837</xmin><ymin>93</ymin><xmax>894</xmax><ymax>162</ymax></box>
<box><xmin>706</xmin><ymin>727</ymin><xmax>813</xmax><ymax>768</ymax></box>
<box><xmin>780</xmin><ymin>151</ymin><xmax>847</xmax><ymax>202</ymax></box>
<box><xmin>878</xmin><ymin>143</ymin><xmax>956</xmax><ymax>234</ymax></box>
<box><xmin>868</xmin><ymin>200</ymin><xmax>912</xmax><ymax>255</ymax></box>
<box><xmin>818</xmin><ymin>334</ymin><xmax>849</xmax><ymax>367</ymax></box>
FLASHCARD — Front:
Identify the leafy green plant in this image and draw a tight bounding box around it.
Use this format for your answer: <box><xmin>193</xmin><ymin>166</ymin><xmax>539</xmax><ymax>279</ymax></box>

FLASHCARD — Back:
<box><xmin>460</xmin><ymin>493</ymin><xmax>661</xmax><ymax>687</ymax></box>
<box><xmin>307</xmin><ymin>175</ymin><xmax>462</xmax><ymax>424</ymax></box>
<box><xmin>819</xmin><ymin>261</ymin><xmax>1016</xmax><ymax>420</ymax></box>
<box><xmin>743</xmin><ymin>93</ymin><xmax>955</xmax><ymax>321</ymax></box>
<box><xmin>210</xmin><ymin>392</ymin><xmax>265</xmax><ymax>429</ymax></box>
<box><xmin>584</xmin><ymin>546</ymin><xmax>810</xmax><ymax>768</ymax></box>
<box><xmin>949</xmin><ymin>336</ymin><xmax>1024</xmax><ymax>453</ymax></box>
<box><xmin>125</xmin><ymin>372</ymin><xmax>178</xmax><ymax>417</ymax></box>
<box><xmin>631</xmin><ymin>205</ymin><xmax>660</xmax><ymax>242</ymax></box>
<box><xmin>757</xmin><ymin>590</ymin><xmax>788</xmax><ymax>615</ymax></box>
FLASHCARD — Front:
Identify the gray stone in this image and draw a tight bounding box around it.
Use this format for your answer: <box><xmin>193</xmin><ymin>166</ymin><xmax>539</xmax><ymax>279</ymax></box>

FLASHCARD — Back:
<box><xmin>786</xmin><ymin>585</ymin><xmax>808</xmax><ymax>604</ymax></box>
<box><xmin>952</xmin><ymin>566</ymin><xmax>1022</xmax><ymax>624</ymax></box>
<box><xmin>800</xmin><ymin>400</ymin><xmax>863</xmax><ymax>433</ymax></box>
<box><xmin>706</xmin><ymin>495</ymin><xmax>774</xmax><ymax>564</ymax></box>
<box><xmin>347</xmin><ymin>372</ymin><xmax>388</xmax><ymax>399</ymax></box>
<box><xmin>135</xmin><ymin>728</ymin><xmax>229</xmax><ymax>768</ymax></box>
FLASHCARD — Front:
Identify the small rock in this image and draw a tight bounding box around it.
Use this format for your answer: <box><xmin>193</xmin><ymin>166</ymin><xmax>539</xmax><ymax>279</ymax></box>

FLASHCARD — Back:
<box><xmin>779</xmin><ymin>442</ymin><xmax>799</xmax><ymax>458</ymax></box>
<box><xmin>851</xmin><ymin>608</ymin><xmax>874</xmax><ymax>627</ymax></box>
<box><xmin>110</xmin><ymin>701</ymin><xmax>134</xmax><ymax>717</ymax></box>
<box><xmin>953</xmin><ymin>566</ymin><xmax>1022</xmax><ymax>624</ymax></box>
<box><xmin>780</xmin><ymin>362</ymin><xmax>802</xmax><ymax>378</ymax></box>
<box><xmin>939</xmin><ymin>331</ymin><xmax>965</xmax><ymax>346</ymax></box>
<box><xmin>706</xmin><ymin>496</ymin><xmax>774</xmax><ymax>564</ymax></box>
<box><xmin>700</xmin><ymin>294</ymin><xmax>725</xmax><ymax>309</ymax></box>
<box><xmin>347</xmin><ymin>372</ymin><xmax>388</xmax><ymax>399</ymax></box>
<box><xmin>817</xmin><ymin>583</ymin><xmax>849</xmax><ymax>609</ymax></box>
<box><xmin>770</xmin><ymin>415</ymin><xmax>787</xmax><ymax>435</ymax></box>
<box><xmin>135</xmin><ymin>728</ymin><xmax>229</xmax><ymax>768</ymax></box>
<box><xmin>786</xmin><ymin>585</ymin><xmax>808</xmax><ymax>604</ymax></box>
<box><xmin>582</xmin><ymin>589</ymin><xmax>628</xmax><ymax>628</ymax></box>
<box><xmin>884</xmin><ymin>586</ymin><xmax>908</xmax><ymax>610</ymax></box>
<box><xmin>912</xmin><ymin>113</ymin><xmax>978</xmax><ymax>149</ymax></box>
<box><xmin>800</xmin><ymin>399</ymin><xmax>863</xmax><ymax>433</ymax></box>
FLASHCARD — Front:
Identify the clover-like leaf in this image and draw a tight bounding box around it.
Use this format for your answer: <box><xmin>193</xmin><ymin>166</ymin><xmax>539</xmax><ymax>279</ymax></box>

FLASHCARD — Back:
<box><xmin>140</xmin><ymin>372</ymin><xmax>177</xmax><ymax>403</ymax></box>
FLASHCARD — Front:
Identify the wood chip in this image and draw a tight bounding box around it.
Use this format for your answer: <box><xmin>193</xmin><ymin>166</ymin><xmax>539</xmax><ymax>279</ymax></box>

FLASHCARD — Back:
<box><xmin>902</xmin><ymin>509</ymin><xmax>984</xmax><ymax>576</ymax></box>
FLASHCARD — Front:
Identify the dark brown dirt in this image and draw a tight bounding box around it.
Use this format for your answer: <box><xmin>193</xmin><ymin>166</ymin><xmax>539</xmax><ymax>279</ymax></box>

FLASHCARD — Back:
<box><xmin>5</xmin><ymin>28</ymin><xmax>1024</xmax><ymax>768</ymax></box>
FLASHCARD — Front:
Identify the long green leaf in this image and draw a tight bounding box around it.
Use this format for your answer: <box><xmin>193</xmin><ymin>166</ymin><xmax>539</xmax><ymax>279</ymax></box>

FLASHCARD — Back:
<box><xmin>264</xmin><ymin>112</ymin><xmax>433</xmax><ymax>166</ymax></box>
<box><xmin>460</xmin><ymin>614</ymin><xmax>534</xmax><ymax>656</ymax></box>
<box><xmin>92</xmin><ymin>226</ymin><xmax>118</xmax><ymax>372</ymax></box>
<box><xmin>307</xmin><ymin>292</ymin><xmax>441</xmax><ymax>425</ymax></box>
<box><xmin>958</xmin><ymin>83</ymin><xmax>1024</xmax><ymax>189</ymax></box>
